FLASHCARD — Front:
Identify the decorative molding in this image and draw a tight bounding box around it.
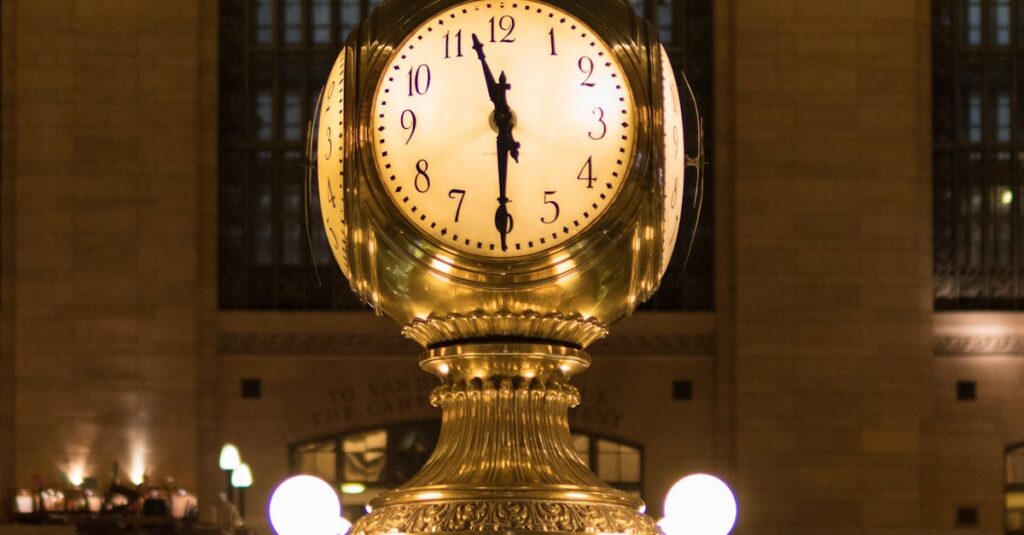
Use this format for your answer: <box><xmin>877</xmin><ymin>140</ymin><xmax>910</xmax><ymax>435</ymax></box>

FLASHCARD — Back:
<box><xmin>218</xmin><ymin>332</ymin><xmax>420</xmax><ymax>356</ymax></box>
<box><xmin>351</xmin><ymin>501</ymin><xmax>659</xmax><ymax>535</ymax></box>
<box><xmin>934</xmin><ymin>335</ymin><xmax>1024</xmax><ymax>356</ymax></box>
<box><xmin>218</xmin><ymin>331</ymin><xmax>715</xmax><ymax>357</ymax></box>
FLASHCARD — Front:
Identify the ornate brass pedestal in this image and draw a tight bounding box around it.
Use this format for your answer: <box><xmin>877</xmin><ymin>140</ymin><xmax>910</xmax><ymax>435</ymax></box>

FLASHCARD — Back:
<box><xmin>352</xmin><ymin>343</ymin><xmax>658</xmax><ymax>535</ymax></box>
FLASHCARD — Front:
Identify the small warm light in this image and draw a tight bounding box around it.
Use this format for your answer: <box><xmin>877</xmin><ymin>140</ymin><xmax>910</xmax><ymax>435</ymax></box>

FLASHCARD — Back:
<box><xmin>340</xmin><ymin>482</ymin><xmax>366</xmax><ymax>495</ymax></box>
<box><xmin>129</xmin><ymin>466</ymin><xmax>146</xmax><ymax>486</ymax></box>
<box><xmin>430</xmin><ymin>255</ymin><xmax>455</xmax><ymax>275</ymax></box>
<box><xmin>219</xmin><ymin>443</ymin><xmax>241</xmax><ymax>471</ymax></box>
<box><xmin>417</xmin><ymin>492</ymin><xmax>443</xmax><ymax>501</ymax></box>
<box><xmin>231</xmin><ymin>463</ymin><xmax>253</xmax><ymax>488</ymax></box>
<box><xmin>67</xmin><ymin>468</ymin><xmax>85</xmax><ymax>487</ymax></box>
<box><xmin>559</xmin><ymin>364</ymin><xmax>571</xmax><ymax>374</ymax></box>
<box><xmin>365</xmin><ymin>504</ymin><xmax>373</xmax><ymax>514</ymax></box>
<box><xmin>269</xmin><ymin>475</ymin><xmax>341</xmax><ymax>535</ymax></box>
<box><xmin>639</xmin><ymin>504</ymin><xmax>646</xmax><ymax>514</ymax></box>
<box><xmin>1002</xmin><ymin>189</ymin><xmax>1014</xmax><ymax>206</ymax></box>
<box><xmin>15</xmin><ymin>490</ymin><xmax>34</xmax><ymax>513</ymax></box>
<box><xmin>438</xmin><ymin>363</ymin><xmax>450</xmax><ymax>375</ymax></box>
<box><xmin>664</xmin><ymin>474</ymin><xmax>737</xmax><ymax>535</ymax></box>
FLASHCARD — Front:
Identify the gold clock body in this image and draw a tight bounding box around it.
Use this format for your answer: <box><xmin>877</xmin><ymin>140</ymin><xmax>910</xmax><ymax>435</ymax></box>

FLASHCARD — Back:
<box><xmin>326</xmin><ymin>0</ymin><xmax>680</xmax><ymax>349</ymax></box>
<box><xmin>315</xmin><ymin>1</ymin><xmax>694</xmax><ymax>534</ymax></box>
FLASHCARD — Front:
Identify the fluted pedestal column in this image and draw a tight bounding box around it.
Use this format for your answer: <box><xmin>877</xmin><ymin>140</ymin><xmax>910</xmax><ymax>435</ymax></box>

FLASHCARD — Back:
<box><xmin>350</xmin><ymin>343</ymin><xmax>659</xmax><ymax>535</ymax></box>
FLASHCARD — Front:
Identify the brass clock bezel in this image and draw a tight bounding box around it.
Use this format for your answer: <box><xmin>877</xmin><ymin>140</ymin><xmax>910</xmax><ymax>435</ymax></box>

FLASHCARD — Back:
<box><xmin>344</xmin><ymin>0</ymin><xmax>661</xmax><ymax>288</ymax></box>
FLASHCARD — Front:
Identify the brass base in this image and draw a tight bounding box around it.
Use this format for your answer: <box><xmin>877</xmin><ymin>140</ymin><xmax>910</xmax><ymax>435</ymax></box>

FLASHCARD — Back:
<box><xmin>351</xmin><ymin>343</ymin><xmax>659</xmax><ymax>535</ymax></box>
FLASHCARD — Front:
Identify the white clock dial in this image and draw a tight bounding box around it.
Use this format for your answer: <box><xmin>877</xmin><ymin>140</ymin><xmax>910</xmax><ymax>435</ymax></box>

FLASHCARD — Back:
<box><xmin>318</xmin><ymin>52</ymin><xmax>350</xmax><ymax>278</ymax></box>
<box><xmin>372</xmin><ymin>0</ymin><xmax>637</xmax><ymax>258</ymax></box>
<box><xmin>659</xmin><ymin>45</ymin><xmax>686</xmax><ymax>278</ymax></box>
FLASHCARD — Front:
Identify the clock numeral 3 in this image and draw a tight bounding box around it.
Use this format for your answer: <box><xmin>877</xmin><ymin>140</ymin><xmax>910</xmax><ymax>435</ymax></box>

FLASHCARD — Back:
<box><xmin>448</xmin><ymin>189</ymin><xmax>466</xmax><ymax>222</ymax></box>
<box><xmin>489</xmin><ymin>15</ymin><xmax>516</xmax><ymax>43</ymax></box>
<box><xmin>577</xmin><ymin>156</ymin><xmax>596</xmax><ymax>189</ymax></box>
<box><xmin>401</xmin><ymin>109</ymin><xmax>417</xmax><ymax>144</ymax></box>
<box><xmin>407</xmin><ymin>64</ymin><xmax>431</xmax><ymax>96</ymax></box>
<box><xmin>414</xmin><ymin>159</ymin><xmax>431</xmax><ymax>193</ymax></box>
<box><xmin>588</xmin><ymin>107</ymin><xmax>607</xmax><ymax>140</ymax></box>
<box><xmin>324</xmin><ymin>126</ymin><xmax>333</xmax><ymax>158</ymax></box>
<box><xmin>541</xmin><ymin>191</ymin><xmax>560</xmax><ymax>224</ymax></box>
<box><xmin>578</xmin><ymin>57</ymin><xmax>596</xmax><ymax>87</ymax></box>
<box><xmin>444</xmin><ymin>30</ymin><xmax>463</xmax><ymax>59</ymax></box>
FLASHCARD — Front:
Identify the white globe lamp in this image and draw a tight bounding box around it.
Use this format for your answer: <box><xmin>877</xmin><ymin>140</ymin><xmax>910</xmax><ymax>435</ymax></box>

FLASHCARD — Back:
<box><xmin>269</xmin><ymin>475</ymin><xmax>343</xmax><ymax>535</ymax></box>
<box><xmin>663</xmin><ymin>473</ymin><xmax>737</xmax><ymax>535</ymax></box>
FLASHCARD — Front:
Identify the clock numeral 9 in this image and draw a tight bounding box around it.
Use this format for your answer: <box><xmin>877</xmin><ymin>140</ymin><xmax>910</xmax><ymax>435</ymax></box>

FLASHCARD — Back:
<box><xmin>414</xmin><ymin>159</ymin><xmax>431</xmax><ymax>193</ymax></box>
<box><xmin>401</xmin><ymin>109</ymin><xmax>417</xmax><ymax>145</ymax></box>
<box><xmin>588</xmin><ymin>107</ymin><xmax>607</xmax><ymax>140</ymax></box>
<box><xmin>448</xmin><ymin>189</ymin><xmax>466</xmax><ymax>222</ymax></box>
<box><xmin>577</xmin><ymin>156</ymin><xmax>596</xmax><ymax>189</ymax></box>
<box><xmin>578</xmin><ymin>57</ymin><xmax>596</xmax><ymax>87</ymax></box>
<box><xmin>489</xmin><ymin>15</ymin><xmax>516</xmax><ymax>43</ymax></box>
<box><xmin>407</xmin><ymin>64</ymin><xmax>431</xmax><ymax>97</ymax></box>
<box><xmin>444</xmin><ymin>30</ymin><xmax>463</xmax><ymax>59</ymax></box>
<box><xmin>541</xmin><ymin>191</ymin><xmax>560</xmax><ymax>224</ymax></box>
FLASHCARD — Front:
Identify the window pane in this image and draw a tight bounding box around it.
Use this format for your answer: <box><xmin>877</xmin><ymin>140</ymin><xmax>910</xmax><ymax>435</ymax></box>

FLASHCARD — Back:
<box><xmin>1008</xmin><ymin>491</ymin><xmax>1024</xmax><ymax>530</ymax></box>
<box><xmin>596</xmin><ymin>440</ymin><xmax>641</xmax><ymax>483</ymax></box>
<box><xmin>281</xmin><ymin>151</ymin><xmax>305</xmax><ymax>266</ymax></box>
<box><xmin>294</xmin><ymin>440</ymin><xmax>337</xmax><ymax>482</ymax></box>
<box><xmin>658</xmin><ymin>0</ymin><xmax>673</xmax><ymax>44</ymax></box>
<box><xmin>992</xmin><ymin>63</ymin><xmax>1012</xmax><ymax>143</ymax></box>
<box><xmin>991</xmin><ymin>0</ymin><xmax>1012</xmax><ymax>46</ymax></box>
<box><xmin>342</xmin><ymin>430</ymin><xmax>387</xmax><ymax>483</ymax></box>
<box><xmin>251</xmin><ymin>0</ymin><xmax>273</xmax><ymax>44</ymax></box>
<box><xmin>962</xmin><ymin>0</ymin><xmax>982</xmax><ymax>46</ymax></box>
<box><xmin>252</xmin><ymin>60</ymin><xmax>274</xmax><ymax>141</ymax></box>
<box><xmin>312</xmin><ymin>0</ymin><xmax>332</xmax><ymax>44</ymax></box>
<box><xmin>1008</xmin><ymin>447</ymin><xmax>1024</xmax><ymax>484</ymax></box>
<box><xmin>339</xmin><ymin>0</ymin><xmax>360</xmax><ymax>42</ymax></box>
<box><xmin>281</xmin><ymin>62</ymin><xmax>304</xmax><ymax>142</ymax></box>
<box><xmin>959</xmin><ymin>65</ymin><xmax>983</xmax><ymax>143</ymax></box>
<box><xmin>283</xmin><ymin>0</ymin><xmax>303</xmax><ymax>44</ymax></box>
<box><xmin>392</xmin><ymin>424</ymin><xmax>440</xmax><ymax>483</ymax></box>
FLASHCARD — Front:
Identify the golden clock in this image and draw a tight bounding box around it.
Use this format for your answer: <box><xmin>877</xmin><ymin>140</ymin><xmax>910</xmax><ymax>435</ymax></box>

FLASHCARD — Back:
<box><xmin>314</xmin><ymin>1</ymin><xmax>701</xmax><ymax>533</ymax></box>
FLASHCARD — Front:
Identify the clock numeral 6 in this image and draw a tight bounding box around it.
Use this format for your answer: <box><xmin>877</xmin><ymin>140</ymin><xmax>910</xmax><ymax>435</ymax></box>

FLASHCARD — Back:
<box><xmin>577</xmin><ymin>156</ymin><xmax>597</xmax><ymax>189</ymax></box>
<box><xmin>489</xmin><ymin>15</ymin><xmax>515</xmax><ymax>43</ymax></box>
<box><xmin>541</xmin><ymin>191</ymin><xmax>560</xmax><ymax>224</ymax></box>
<box><xmin>401</xmin><ymin>109</ymin><xmax>417</xmax><ymax>145</ymax></box>
<box><xmin>578</xmin><ymin>57</ymin><xmax>596</xmax><ymax>87</ymax></box>
<box><xmin>448</xmin><ymin>189</ymin><xmax>466</xmax><ymax>222</ymax></box>
<box><xmin>407</xmin><ymin>64</ymin><xmax>431</xmax><ymax>97</ymax></box>
<box><xmin>414</xmin><ymin>159</ymin><xmax>431</xmax><ymax>193</ymax></box>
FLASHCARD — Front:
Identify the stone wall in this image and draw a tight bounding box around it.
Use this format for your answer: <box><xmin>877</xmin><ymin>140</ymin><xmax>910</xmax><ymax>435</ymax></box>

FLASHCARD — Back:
<box><xmin>0</xmin><ymin>0</ymin><xmax>210</xmax><ymax>494</ymax></box>
<box><xmin>719</xmin><ymin>0</ymin><xmax>935</xmax><ymax>532</ymax></box>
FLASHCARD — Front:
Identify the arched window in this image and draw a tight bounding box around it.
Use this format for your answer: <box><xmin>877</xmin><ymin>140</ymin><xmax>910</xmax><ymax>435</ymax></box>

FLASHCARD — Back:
<box><xmin>934</xmin><ymin>0</ymin><xmax>1024</xmax><ymax>309</ymax></box>
<box><xmin>291</xmin><ymin>422</ymin><xmax>644</xmax><ymax>520</ymax></box>
<box><xmin>1007</xmin><ymin>444</ymin><xmax>1024</xmax><ymax>532</ymax></box>
<box><xmin>218</xmin><ymin>0</ymin><xmax>714</xmax><ymax>311</ymax></box>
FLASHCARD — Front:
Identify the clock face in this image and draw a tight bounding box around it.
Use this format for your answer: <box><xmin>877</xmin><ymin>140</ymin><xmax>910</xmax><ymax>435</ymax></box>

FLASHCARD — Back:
<box><xmin>659</xmin><ymin>45</ymin><xmax>686</xmax><ymax>278</ymax></box>
<box><xmin>318</xmin><ymin>52</ymin><xmax>350</xmax><ymax>278</ymax></box>
<box><xmin>371</xmin><ymin>0</ymin><xmax>637</xmax><ymax>259</ymax></box>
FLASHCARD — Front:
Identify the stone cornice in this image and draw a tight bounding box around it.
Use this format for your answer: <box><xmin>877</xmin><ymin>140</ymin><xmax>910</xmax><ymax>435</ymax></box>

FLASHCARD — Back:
<box><xmin>934</xmin><ymin>335</ymin><xmax>1024</xmax><ymax>356</ymax></box>
<box><xmin>218</xmin><ymin>332</ymin><xmax>716</xmax><ymax>357</ymax></box>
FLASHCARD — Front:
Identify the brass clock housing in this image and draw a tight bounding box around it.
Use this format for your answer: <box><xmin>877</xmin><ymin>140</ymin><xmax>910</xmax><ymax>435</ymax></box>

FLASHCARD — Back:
<box><xmin>326</xmin><ymin>0</ymin><xmax>678</xmax><ymax>349</ymax></box>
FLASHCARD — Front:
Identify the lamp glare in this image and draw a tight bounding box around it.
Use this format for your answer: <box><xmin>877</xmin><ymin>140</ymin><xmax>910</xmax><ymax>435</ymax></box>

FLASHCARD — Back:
<box><xmin>231</xmin><ymin>463</ymin><xmax>253</xmax><ymax>488</ymax></box>
<box><xmin>269</xmin><ymin>475</ymin><xmax>342</xmax><ymax>535</ymax></box>
<box><xmin>663</xmin><ymin>474</ymin><xmax>737</xmax><ymax>535</ymax></box>
<box><xmin>219</xmin><ymin>443</ymin><xmax>241</xmax><ymax>471</ymax></box>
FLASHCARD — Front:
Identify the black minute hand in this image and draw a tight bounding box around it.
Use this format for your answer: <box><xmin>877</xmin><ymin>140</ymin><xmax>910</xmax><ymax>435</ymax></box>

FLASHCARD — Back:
<box><xmin>471</xmin><ymin>34</ymin><xmax>520</xmax><ymax>252</ymax></box>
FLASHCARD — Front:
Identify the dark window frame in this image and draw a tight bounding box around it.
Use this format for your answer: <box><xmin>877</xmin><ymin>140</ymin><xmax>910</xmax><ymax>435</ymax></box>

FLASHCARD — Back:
<box><xmin>934</xmin><ymin>0</ymin><xmax>1024</xmax><ymax>309</ymax></box>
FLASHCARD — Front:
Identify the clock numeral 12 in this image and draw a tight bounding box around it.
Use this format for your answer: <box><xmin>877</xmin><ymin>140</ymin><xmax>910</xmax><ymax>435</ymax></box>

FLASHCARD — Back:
<box><xmin>489</xmin><ymin>15</ymin><xmax>516</xmax><ymax>43</ymax></box>
<box><xmin>577</xmin><ymin>156</ymin><xmax>596</xmax><ymax>189</ymax></box>
<box><xmin>448</xmin><ymin>189</ymin><xmax>466</xmax><ymax>222</ymax></box>
<box><xmin>444</xmin><ymin>30</ymin><xmax>463</xmax><ymax>59</ymax></box>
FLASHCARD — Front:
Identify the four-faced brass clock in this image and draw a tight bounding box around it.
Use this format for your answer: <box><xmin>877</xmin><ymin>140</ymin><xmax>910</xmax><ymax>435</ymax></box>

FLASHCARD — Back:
<box><xmin>315</xmin><ymin>1</ymin><xmax>701</xmax><ymax>533</ymax></box>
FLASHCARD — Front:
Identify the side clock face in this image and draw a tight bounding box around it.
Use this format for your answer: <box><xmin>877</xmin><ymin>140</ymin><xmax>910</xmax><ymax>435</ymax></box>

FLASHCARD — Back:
<box><xmin>372</xmin><ymin>0</ymin><xmax>638</xmax><ymax>258</ymax></box>
<box><xmin>318</xmin><ymin>52</ymin><xmax>350</xmax><ymax>277</ymax></box>
<box><xmin>659</xmin><ymin>45</ymin><xmax>686</xmax><ymax>278</ymax></box>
